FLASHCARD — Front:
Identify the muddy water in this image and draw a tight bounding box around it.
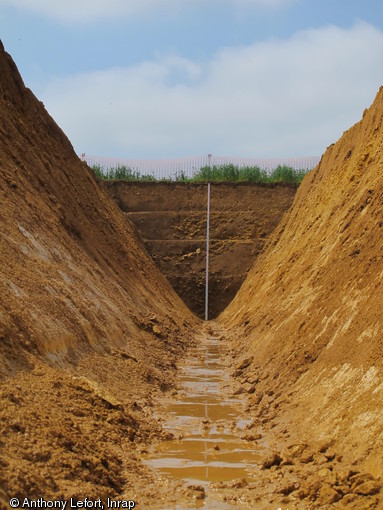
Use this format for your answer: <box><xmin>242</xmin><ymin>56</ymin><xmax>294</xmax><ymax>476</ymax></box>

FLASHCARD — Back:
<box><xmin>144</xmin><ymin>331</ymin><xmax>266</xmax><ymax>508</ymax></box>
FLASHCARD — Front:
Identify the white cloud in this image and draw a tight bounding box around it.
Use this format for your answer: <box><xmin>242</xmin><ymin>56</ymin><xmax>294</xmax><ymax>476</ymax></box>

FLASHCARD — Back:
<box><xmin>0</xmin><ymin>0</ymin><xmax>297</xmax><ymax>23</ymax></box>
<box><xmin>40</xmin><ymin>22</ymin><xmax>383</xmax><ymax>158</ymax></box>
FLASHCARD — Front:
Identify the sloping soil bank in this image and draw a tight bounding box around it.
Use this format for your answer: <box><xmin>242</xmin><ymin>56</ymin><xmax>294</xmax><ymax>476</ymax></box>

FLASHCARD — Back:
<box><xmin>0</xmin><ymin>40</ymin><xmax>197</xmax><ymax>505</ymax></box>
<box><xmin>101</xmin><ymin>182</ymin><xmax>296</xmax><ymax>318</ymax></box>
<box><xmin>219</xmin><ymin>88</ymin><xmax>383</xmax><ymax>507</ymax></box>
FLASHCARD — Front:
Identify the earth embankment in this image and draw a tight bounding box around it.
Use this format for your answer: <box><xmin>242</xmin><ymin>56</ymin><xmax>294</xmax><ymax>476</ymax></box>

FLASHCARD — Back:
<box><xmin>220</xmin><ymin>87</ymin><xmax>383</xmax><ymax>485</ymax></box>
<box><xmin>0</xmin><ymin>39</ymin><xmax>197</xmax><ymax>503</ymax></box>
<box><xmin>101</xmin><ymin>181</ymin><xmax>296</xmax><ymax>318</ymax></box>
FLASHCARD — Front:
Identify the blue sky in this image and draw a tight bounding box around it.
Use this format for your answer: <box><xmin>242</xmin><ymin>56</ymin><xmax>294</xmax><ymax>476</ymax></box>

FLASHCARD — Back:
<box><xmin>1</xmin><ymin>0</ymin><xmax>383</xmax><ymax>159</ymax></box>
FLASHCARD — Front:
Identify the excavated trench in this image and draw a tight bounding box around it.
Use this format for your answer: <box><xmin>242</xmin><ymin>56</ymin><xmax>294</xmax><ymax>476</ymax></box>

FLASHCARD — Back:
<box><xmin>101</xmin><ymin>181</ymin><xmax>297</xmax><ymax>319</ymax></box>
<box><xmin>101</xmin><ymin>181</ymin><xmax>298</xmax><ymax>507</ymax></box>
<box><xmin>3</xmin><ymin>39</ymin><xmax>383</xmax><ymax>509</ymax></box>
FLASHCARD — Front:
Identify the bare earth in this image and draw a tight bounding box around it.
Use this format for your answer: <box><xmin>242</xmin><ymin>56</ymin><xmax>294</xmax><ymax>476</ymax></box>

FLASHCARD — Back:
<box><xmin>0</xmin><ymin>39</ymin><xmax>197</xmax><ymax>508</ymax></box>
<box><xmin>1</xmin><ymin>39</ymin><xmax>383</xmax><ymax>509</ymax></box>
<box><xmin>101</xmin><ymin>181</ymin><xmax>297</xmax><ymax>319</ymax></box>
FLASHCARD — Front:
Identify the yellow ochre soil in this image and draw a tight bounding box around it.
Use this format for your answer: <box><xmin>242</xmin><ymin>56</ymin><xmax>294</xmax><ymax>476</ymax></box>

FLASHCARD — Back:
<box><xmin>220</xmin><ymin>87</ymin><xmax>383</xmax><ymax>506</ymax></box>
<box><xmin>0</xmin><ymin>39</ymin><xmax>197</xmax><ymax>507</ymax></box>
<box><xmin>1</xmin><ymin>38</ymin><xmax>383</xmax><ymax>509</ymax></box>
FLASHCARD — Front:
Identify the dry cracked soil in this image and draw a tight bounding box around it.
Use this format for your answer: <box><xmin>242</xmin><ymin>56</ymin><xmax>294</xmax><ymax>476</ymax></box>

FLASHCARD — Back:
<box><xmin>1</xmin><ymin>39</ymin><xmax>383</xmax><ymax>510</ymax></box>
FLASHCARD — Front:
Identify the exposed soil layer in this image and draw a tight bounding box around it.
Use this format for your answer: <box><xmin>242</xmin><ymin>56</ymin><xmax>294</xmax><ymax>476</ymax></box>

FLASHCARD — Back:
<box><xmin>220</xmin><ymin>88</ymin><xmax>383</xmax><ymax>506</ymax></box>
<box><xmin>101</xmin><ymin>182</ymin><xmax>296</xmax><ymax>318</ymax></box>
<box><xmin>0</xmin><ymin>39</ymin><xmax>197</xmax><ymax>506</ymax></box>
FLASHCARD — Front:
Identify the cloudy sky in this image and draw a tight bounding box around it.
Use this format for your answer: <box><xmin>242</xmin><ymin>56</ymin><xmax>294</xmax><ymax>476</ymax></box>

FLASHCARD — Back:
<box><xmin>1</xmin><ymin>0</ymin><xmax>383</xmax><ymax>159</ymax></box>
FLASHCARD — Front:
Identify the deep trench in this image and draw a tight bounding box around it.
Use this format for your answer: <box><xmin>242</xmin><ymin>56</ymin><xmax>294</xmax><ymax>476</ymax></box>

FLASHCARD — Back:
<box><xmin>98</xmin><ymin>181</ymin><xmax>299</xmax><ymax>506</ymax></box>
<box><xmin>101</xmin><ymin>181</ymin><xmax>297</xmax><ymax>319</ymax></box>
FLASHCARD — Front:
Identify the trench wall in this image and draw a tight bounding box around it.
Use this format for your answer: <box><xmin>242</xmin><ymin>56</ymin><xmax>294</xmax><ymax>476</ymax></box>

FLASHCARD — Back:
<box><xmin>101</xmin><ymin>182</ymin><xmax>297</xmax><ymax>318</ymax></box>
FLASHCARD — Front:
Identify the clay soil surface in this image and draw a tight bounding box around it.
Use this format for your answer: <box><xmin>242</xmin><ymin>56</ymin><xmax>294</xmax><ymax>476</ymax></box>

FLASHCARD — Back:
<box><xmin>220</xmin><ymin>88</ymin><xmax>383</xmax><ymax>507</ymax></box>
<box><xmin>101</xmin><ymin>181</ymin><xmax>296</xmax><ymax>319</ymax></box>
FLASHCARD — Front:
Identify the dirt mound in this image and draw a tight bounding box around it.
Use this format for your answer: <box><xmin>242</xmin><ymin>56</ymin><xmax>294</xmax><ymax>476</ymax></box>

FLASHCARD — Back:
<box><xmin>102</xmin><ymin>181</ymin><xmax>297</xmax><ymax>318</ymax></box>
<box><xmin>0</xmin><ymin>40</ymin><xmax>196</xmax><ymax>503</ymax></box>
<box><xmin>220</xmin><ymin>87</ymin><xmax>383</xmax><ymax>491</ymax></box>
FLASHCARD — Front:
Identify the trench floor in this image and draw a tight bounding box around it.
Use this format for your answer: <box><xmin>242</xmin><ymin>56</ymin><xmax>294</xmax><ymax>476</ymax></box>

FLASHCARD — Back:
<box><xmin>143</xmin><ymin>326</ymin><xmax>279</xmax><ymax>509</ymax></box>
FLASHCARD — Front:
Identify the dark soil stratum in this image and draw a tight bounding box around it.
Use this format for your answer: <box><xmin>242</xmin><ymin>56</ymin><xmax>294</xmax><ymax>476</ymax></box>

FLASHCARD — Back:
<box><xmin>1</xmin><ymin>39</ymin><xmax>383</xmax><ymax>509</ymax></box>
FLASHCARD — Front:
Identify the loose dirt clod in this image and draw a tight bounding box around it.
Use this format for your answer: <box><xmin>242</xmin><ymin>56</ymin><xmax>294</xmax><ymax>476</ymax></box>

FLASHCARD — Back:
<box><xmin>261</xmin><ymin>452</ymin><xmax>283</xmax><ymax>469</ymax></box>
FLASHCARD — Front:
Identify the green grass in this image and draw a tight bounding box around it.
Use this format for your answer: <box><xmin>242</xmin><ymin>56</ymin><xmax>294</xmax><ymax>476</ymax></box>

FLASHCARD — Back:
<box><xmin>91</xmin><ymin>164</ymin><xmax>156</xmax><ymax>181</ymax></box>
<box><xmin>91</xmin><ymin>163</ymin><xmax>309</xmax><ymax>184</ymax></box>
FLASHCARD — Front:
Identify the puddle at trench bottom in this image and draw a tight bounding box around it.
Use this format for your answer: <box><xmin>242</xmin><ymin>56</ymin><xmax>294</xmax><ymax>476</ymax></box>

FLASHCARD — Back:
<box><xmin>144</xmin><ymin>335</ymin><xmax>267</xmax><ymax>509</ymax></box>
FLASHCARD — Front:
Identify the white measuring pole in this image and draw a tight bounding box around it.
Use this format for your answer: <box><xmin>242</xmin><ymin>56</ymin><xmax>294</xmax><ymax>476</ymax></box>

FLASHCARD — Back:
<box><xmin>205</xmin><ymin>182</ymin><xmax>210</xmax><ymax>321</ymax></box>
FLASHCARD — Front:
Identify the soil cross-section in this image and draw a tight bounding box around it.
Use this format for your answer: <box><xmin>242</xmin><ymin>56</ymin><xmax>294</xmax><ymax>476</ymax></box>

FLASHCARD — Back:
<box><xmin>101</xmin><ymin>181</ymin><xmax>297</xmax><ymax>319</ymax></box>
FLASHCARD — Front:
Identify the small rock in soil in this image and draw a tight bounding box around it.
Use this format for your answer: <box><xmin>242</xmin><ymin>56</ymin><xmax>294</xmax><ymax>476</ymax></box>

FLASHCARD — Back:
<box><xmin>350</xmin><ymin>472</ymin><xmax>375</xmax><ymax>489</ymax></box>
<box><xmin>261</xmin><ymin>452</ymin><xmax>282</xmax><ymax>469</ymax></box>
<box><xmin>280</xmin><ymin>456</ymin><xmax>293</xmax><ymax>466</ymax></box>
<box><xmin>232</xmin><ymin>387</ymin><xmax>245</xmax><ymax>395</ymax></box>
<box><xmin>279</xmin><ymin>482</ymin><xmax>299</xmax><ymax>495</ymax></box>
<box><xmin>317</xmin><ymin>467</ymin><xmax>337</xmax><ymax>485</ymax></box>
<box><xmin>251</xmin><ymin>393</ymin><xmax>263</xmax><ymax>405</ymax></box>
<box><xmin>241</xmin><ymin>432</ymin><xmax>262</xmax><ymax>441</ymax></box>
<box><xmin>186</xmin><ymin>486</ymin><xmax>205</xmax><ymax>500</ymax></box>
<box><xmin>342</xmin><ymin>494</ymin><xmax>358</xmax><ymax>504</ymax></box>
<box><xmin>353</xmin><ymin>481</ymin><xmax>381</xmax><ymax>496</ymax></box>
<box><xmin>226</xmin><ymin>478</ymin><xmax>248</xmax><ymax>489</ymax></box>
<box><xmin>315</xmin><ymin>453</ymin><xmax>330</xmax><ymax>465</ymax></box>
<box><xmin>300</xmin><ymin>452</ymin><xmax>314</xmax><ymax>464</ymax></box>
<box><xmin>235</xmin><ymin>357</ymin><xmax>254</xmax><ymax>371</ymax></box>
<box><xmin>287</xmin><ymin>443</ymin><xmax>306</xmax><ymax>457</ymax></box>
<box><xmin>324</xmin><ymin>449</ymin><xmax>336</xmax><ymax>461</ymax></box>
<box><xmin>318</xmin><ymin>484</ymin><xmax>342</xmax><ymax>504</ymax></box>
<box><xmin>337</xmin><ymin>484</ymin><xmax>351</xmax><ymax>496</ymax></box>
